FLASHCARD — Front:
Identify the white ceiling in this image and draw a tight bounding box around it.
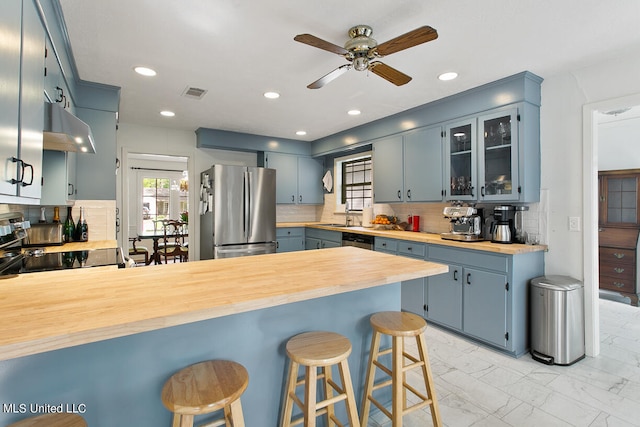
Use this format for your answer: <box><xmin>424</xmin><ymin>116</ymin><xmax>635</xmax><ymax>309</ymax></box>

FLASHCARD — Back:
<box><xmin>58</xmin><ymin>0</ymin><xmax>640</xmax><ymax>142</ymax></box>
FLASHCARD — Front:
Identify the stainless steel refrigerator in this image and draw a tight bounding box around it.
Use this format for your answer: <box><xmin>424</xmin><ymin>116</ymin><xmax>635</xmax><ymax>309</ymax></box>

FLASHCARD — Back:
<box><xmin>200</xmin><ymin>165</ymin><xmax>276</xmax><ymax>259</ymax></box>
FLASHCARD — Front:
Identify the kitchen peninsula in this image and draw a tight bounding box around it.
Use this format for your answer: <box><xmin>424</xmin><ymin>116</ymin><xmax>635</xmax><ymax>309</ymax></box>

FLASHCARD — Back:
<box><xmin>0</xmin><ymin>247</ymin><xmax>446</xmax><ymax>426</ymax></box>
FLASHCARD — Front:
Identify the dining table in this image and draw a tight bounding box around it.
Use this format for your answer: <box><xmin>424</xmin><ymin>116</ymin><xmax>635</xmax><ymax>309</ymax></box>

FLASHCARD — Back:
<box><xmin>138</xmin><ymin>227</ymin><xmax>188</xmax><ymax>264</ymax></box>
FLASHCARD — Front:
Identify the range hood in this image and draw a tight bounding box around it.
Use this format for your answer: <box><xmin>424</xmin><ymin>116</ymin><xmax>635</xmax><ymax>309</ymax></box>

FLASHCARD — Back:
<box><xmin>43</xmin><ymin>102</ymin><xmax>96</xmax><ymax>154</ymax></box>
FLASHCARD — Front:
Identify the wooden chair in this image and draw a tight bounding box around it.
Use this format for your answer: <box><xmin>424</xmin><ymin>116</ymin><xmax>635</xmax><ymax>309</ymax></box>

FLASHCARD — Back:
<box><xmin>360</xmin><ymin>311</ymin><xmax>441</xmax><ymax>427</ymax></box>
<box><xmin>281</xmin><ymin>331</ymin><xmax>360</xmax><ymax>427</ymax></box>
<box><xmin>8</xmin><ymin>413</ymin><xmax>87</xmax><ymax>426</ymax></box>
<box><xmin>162</xmin><ymin>359</ymin><xmax>248</xmax><ymax>427</ymax></box>
<box><xmin>128</xmin><ymin>236</ymin><xmax>149</xmax><ymax>266</ymax></box>
<box><xmin>159</xmin><ymin>219</ymin><xmax>188</xmax><ymax>263</ymax></box>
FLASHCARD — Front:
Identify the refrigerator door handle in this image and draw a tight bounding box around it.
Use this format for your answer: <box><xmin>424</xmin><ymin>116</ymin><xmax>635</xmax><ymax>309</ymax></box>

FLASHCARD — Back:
<box><xmin>244</xmin><ymin>170</ymin><xmax>251</xmax><ymax>239</ymax></box>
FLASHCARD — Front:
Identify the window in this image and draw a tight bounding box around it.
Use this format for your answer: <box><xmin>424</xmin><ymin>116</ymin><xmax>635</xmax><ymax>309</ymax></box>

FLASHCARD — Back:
<box><xmin>140</xmin><ymin>172</ymin><xmax>188</xmax><ymax>233</ymax></box>
<box><xmin>339</xmin><ymin>155</ymin><xmax>372</xmax><ymax>211</ymax></box>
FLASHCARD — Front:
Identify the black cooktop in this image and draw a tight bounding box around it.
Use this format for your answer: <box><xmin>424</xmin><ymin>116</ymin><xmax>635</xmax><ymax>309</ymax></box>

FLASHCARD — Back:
<box><xmin>0</xmin><ymin>248</ymin><xmax>125</xmax><ymax>277</ymax></box>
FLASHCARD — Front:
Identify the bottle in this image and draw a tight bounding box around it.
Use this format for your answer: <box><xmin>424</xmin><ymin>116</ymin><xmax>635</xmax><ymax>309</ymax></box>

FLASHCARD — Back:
<box><xmin>63</xmin><ymin>206</ymin><xmax>75</xmax><ymax>243</ymax></box>
<box><xmin>74</xmin><ymin>207</ymin><xmax>88</xmax><ymax>242</ymax></box>
<box><xmin>39</xmin><ymin>207</ymin><xmax>47</xmax><ymax>223</ymax></box>
<box><xmin>53</xmin><ymin>207</ymin><xmax>60</xmax><ymax>223</ymax></box>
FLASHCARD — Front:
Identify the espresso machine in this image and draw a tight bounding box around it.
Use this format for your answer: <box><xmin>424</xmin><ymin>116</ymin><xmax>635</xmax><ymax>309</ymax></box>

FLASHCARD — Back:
<box><xmin>491</xmin><ymin>205</ymin><xmax>516</xmax><ymax>243</ymax></box>
<box><xmin>441</xmin><ymin>206</ymin><xmax>485</xmax><ymax>241</ymax></box>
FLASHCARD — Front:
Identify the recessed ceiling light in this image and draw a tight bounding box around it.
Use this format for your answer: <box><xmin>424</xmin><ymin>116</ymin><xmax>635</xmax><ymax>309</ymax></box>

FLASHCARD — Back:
<box><xmin>296</xmin><ymin>130</ymin><xmax>307</xmax><ymax>136</ymax></box>
<box><xmin>438</xmin><ymin>72</ymin><xmax>458</xmax><ymax>81</ymax></box>
<box><xmin>160</xmin><ymin>110</ymin><xmax>175</xmax><ymax>117</ymax></box>
<box><xmin>134</xmin><ymin>66</ymin><xmax>157</xmax><ymax>77</ymax></box>
<box><xmin>348</xmin><ymin>110</ymin><xmax>361</xmax><ymax>116</ymax></box>
<box><xmin>264</xmin><ymin>91</ymin><xmax>280</xmax><ymax>99</ymax></box>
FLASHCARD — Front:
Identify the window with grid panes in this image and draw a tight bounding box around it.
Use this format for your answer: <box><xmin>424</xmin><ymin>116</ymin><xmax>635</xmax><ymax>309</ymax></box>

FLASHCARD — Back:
<box><xmin>341</xmin><ymin>156</ymin><xmax>372</xmax><ymax>210</ymax></box>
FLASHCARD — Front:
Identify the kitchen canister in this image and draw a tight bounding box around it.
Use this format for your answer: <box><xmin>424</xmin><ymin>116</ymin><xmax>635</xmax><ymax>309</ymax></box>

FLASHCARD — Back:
<box><xmin>362</xmin><ymin>207</ymin><xmax>373</xmax><ymax>227</ymax></box>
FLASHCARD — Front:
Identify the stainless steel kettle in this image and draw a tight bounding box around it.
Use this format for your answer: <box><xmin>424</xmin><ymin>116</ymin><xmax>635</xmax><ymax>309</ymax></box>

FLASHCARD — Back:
<box><xmin>491</xmin><ymin>223</ymin><xmax>512</xmax><ymax>243</ymax></box>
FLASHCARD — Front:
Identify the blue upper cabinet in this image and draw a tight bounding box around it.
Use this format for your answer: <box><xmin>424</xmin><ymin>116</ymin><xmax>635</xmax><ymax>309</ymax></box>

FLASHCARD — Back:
<box><xmin>373</xmin><ymin>125</ymin><xmax>444</xmax><ymax>203</ymax></box>
<box><xmin>372</xmin><ymin>135</ymin><xmax>403</xmax><ymax>202</ymax></box>
<box><xmin>444</xmin><ymin>104</ymin><xmax>539</xmax><ymax>203</ymax></box>
<box><xmin>0</xmin><ymin>0</ymin><xmax>23</xmax><ymax>199</ymax></box>
<box><xmin>0</xmin><ymin>0</ymin><xmax>44</xmax><ymax>202</ymax></box>
<box><xmin>262</xmin><ymin>152</ymin><xmax>323</xmax><ymax>204</ymax></box>
<box><xmin>478</xmin><ymin>107</ymin><xmax>520</xmax><ymax>202</ymax></box>
<box><xmin>444</xmin><ymin>117</ymin><xmax>478</xmax><ymax>201</ymax></box>
<box><xmin>404</xmin><ymin>126</ymin><xmax>443</xmax><ymax>202</ymax></box>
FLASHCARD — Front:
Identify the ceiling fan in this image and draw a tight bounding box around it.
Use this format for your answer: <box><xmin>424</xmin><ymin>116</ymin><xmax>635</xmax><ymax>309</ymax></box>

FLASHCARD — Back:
<box><xmin>294</xmin><ymin>25</ymin><xmax>438</xmax><ymax>89</ymax></box>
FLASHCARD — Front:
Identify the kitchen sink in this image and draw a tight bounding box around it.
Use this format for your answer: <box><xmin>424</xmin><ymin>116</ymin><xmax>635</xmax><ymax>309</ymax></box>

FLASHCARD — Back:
<box><xmin>316</xmin><ymin>223</ymin><xmax>349</xmax><ymax>227</ymax></box>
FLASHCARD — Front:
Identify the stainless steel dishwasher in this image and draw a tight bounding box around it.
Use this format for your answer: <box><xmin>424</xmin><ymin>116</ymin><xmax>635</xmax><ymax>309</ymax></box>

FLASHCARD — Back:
<box><xmin>341</xmin><ymin>232</ymin><xmax>374</xmax><ymax>250</ymax></box>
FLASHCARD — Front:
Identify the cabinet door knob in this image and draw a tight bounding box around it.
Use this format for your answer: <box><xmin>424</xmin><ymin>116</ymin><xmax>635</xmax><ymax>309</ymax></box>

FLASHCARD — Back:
<box><xmin>406</xmin><ymin>189</ymin><xmax>411</xmax><ymax>199</ymax></box>
<box><xmin>299</xmin><ymin>195</ymin><xmax>302</xmax><ymax>202</ymax></box>
<box><xmin>466</xmin><ymin>273</ymin><xmax>472</xmax><ymax>285</ymax></box>
<box><xmin>613</xmin><ymin>253</ymin><xmax>625</xmax><ymax>259</ymax></box>
<box><xmin>397</xmin><ymin>190</ymin><xmax>402</xmax><ymax>199</ymax></box>
<box><xmin>614</xmin><ymin>267</ymin><xmax>625</xmax><ymax>274</ymax></box>
<box><xmin>614</xmin><ymin>282</ymin><xmax>625</xmax><ymax>288</ymax></box>
<box><xmin>291</xmin><ymin>195</ymin><xmax>295</xmax><ymax>202</ymax></box>
<box><xmin>453</xmin><ymin>270</ymin><xmax>458</xmax><ymax>281</ymax></box>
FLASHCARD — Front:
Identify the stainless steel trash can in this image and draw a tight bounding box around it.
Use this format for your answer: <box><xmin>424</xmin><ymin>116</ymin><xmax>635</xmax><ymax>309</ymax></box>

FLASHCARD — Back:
<box><xmin>530</xmin><ymin>275</ymin><xmax>585</xmax><ymax>365</ymax></box>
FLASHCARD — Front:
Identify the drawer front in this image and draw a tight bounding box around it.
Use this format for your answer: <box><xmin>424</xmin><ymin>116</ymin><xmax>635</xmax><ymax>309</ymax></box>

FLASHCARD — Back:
<box><xmin>599</xmin><ymin>263</ymin><xmax>635</xmax><ymax>282</ymax></box>
<box><xmin>599</xmin><ymin>274</ymin><xmax>636</xmax><ymax>293</ymax></box>
<box><xmin>276</xmin><ymin>227</ymin><xmax>304</xmax><ymax>238</ymax></box>
<box><xmin>428</xmin><ymin>245</ymin><xmax>508</xmax><ymax>273</ymax></box>
<box><xmin>375</xmin><ymin>237</ymin><xmax>398</xmax><ymax>253</ymax></box>
<box><xmin>599</xmin><ymin>247</ymin><xmax>635</xmax><ymax>265</ymax></box>
<box><xmin>397</xmin><ymin>241</ymin><xmax>426</xmax><ymax>258</ymax></box>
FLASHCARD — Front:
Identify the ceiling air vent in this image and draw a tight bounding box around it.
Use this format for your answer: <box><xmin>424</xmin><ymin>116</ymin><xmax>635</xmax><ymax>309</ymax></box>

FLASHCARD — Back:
<box><xmin>182</xmin><ymin>86</ymin><xmax>208</xmax><ymax>99</ymax></box>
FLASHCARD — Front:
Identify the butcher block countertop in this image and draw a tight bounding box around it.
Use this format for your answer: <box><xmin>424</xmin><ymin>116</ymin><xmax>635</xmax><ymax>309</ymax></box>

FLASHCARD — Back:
<box><xmin>0</xmin><ymin>246</ymin><xmax>447</xmax><ymax>361</ymax></box>
<box><xmin>278</xmin><ymin>222</ymin><xmax>547</xmax><ymax>255</ymax></box>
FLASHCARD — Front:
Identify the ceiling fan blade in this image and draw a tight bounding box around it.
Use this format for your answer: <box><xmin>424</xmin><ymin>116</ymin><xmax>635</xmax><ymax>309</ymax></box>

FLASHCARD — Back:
<box><xmin>307</xmin><ymin>64</ymin><xmax>352</xmax><ymax>89</ymax></box>
<box><xmin>294</xmin><ymin>33</ymin><xmax>349</xmax><ymax>56</ymax></box>
<box><xmin>369</xmin><ymin>62</ymin><xmax>412</xmax><ymax>86</ymax></box>
<box><xmin>375</xmin><ymin>26</ymin><xmax>438</xmax><ymax>56</ymax></box>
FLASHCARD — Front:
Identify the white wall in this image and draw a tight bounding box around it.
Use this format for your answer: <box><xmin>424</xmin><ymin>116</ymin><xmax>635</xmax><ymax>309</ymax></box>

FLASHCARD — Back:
<box><xmin>598</xmin><ymin>117</ymin><xmax>640</xmax><ymax>170</ymax></box>
<box><xmin>541</xmin><ymin>48</ymin><xmax>640</xmax><ymax>278</ymax></box>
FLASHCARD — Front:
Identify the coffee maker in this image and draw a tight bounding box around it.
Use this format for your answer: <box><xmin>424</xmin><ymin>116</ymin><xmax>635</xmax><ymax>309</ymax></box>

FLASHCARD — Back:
<box><xmin>441</xmin><ymin>206</ymin><xmax>485</xmax><ymax>241</ymax></box>
<box><xmin>491</xmin><ymin>205</ymin><xmax>516</xmax><ymax>243</ymax></box>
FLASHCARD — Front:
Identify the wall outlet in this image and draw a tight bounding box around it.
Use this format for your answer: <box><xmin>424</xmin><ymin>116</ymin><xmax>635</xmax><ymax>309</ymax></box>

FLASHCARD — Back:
<box><xmin>569</xmin><ymin>216</ymin><xmax>581</xmax><ymax>232</ymax></box>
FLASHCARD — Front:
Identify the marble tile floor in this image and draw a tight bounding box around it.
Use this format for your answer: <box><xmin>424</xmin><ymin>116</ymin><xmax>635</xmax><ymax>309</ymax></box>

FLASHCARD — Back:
<box><xmin>367</xmin><ymin>299</ymin><xmax>640</xmax><ymax>427</ymax></box>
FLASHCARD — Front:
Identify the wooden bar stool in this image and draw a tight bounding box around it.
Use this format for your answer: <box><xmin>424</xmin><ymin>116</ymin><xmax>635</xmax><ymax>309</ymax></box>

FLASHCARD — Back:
<box><xmin>281</xmin><ymin>331</ymin><xmax>360</xmax><ymax>427</ymax></box>
<box><xmin>360</xmin><ymin>311</ymin><xmax>442</xmax><ymax>427</ymax></box>
<box><xmin>8</xmin><ymin>413</ymin><xmax>87</xmax><ymax>426</ymax></box>
<box><xmin>161</xmin><ymin>359</ymin><xmax>248</xmax><ymax>427</ymax></box>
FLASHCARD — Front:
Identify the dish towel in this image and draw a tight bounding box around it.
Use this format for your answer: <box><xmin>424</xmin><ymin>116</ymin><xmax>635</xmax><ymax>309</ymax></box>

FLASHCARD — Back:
<box><xmin>322</xmin><ymin>170</ymin><xmax>333</xmax><ymax>192</ymax></box>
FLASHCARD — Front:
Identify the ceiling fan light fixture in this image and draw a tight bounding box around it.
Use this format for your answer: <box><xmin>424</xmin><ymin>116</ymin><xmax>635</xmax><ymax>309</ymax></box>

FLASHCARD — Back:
<box><xmin>353</xmin><ymin>56</ymin><xmax>369</xmax><ymax>71</ymax></box>
<box><xmin>438</xmin><ymin>72</ymin><xmax>458</xmax><ymax>81</ymax></box>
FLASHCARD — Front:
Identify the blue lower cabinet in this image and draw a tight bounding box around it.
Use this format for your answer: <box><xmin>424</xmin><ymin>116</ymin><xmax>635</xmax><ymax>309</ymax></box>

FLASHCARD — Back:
<box><xmin>461</xmin><ymin>267</ymin><xmax>509</xmax><ymax>348</ymax></box>
<box><xmin>276</xmin><ymin>227</ymin><xmax>305</xmax><ymax>253</ymax></box>
<box><xmin>304</xmin><ymin>228</ymin><xmax>341</xmax><ymax>250</ymax></box>
<box><xmin>426</xmin><ymin>264</ymin><xmax>463</xmax><ymax>330</ymax></box>
<box><xmin>425</xmin><ymin>244</ymin><xmax>543</xmax><ymax>357</ymax></box>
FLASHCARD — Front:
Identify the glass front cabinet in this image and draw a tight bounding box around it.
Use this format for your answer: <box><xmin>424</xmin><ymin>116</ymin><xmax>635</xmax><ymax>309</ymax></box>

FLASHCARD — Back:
<box><xmin>445</xmin><ymin>119</ymin><xmax>477</xmax><ymax>201</ymax></box>
<box><xmin>445</xmin><ymin>106</ymin><xmax>523</xmax><ymax>202</ymax></box>
<box><xmin>478</xmin><ymin>108</ymin><xmax>519</xmax><ymax>201</ymax></box>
